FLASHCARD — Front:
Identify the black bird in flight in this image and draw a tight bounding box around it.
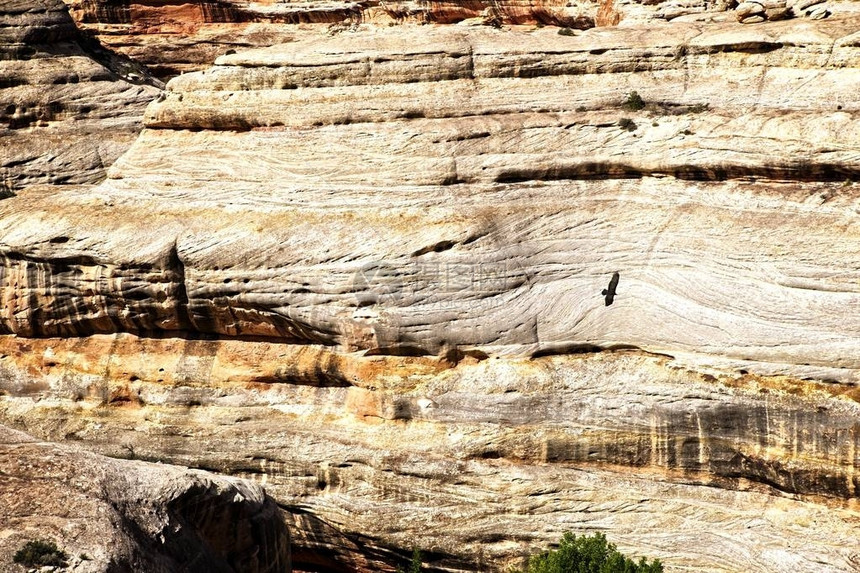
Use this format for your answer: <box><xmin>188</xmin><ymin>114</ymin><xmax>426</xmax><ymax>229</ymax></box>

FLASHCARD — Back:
<box><xmin>602</xmin><ymin>272</ymin><xmax>620</xmax><ymax>306</ymax></box>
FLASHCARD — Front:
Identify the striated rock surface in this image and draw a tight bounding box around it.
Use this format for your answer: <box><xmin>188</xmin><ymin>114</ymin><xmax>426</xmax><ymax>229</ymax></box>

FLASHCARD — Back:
<box><xmin>0</xmin><ymin>424</ymin><xmax>290</xmax><ymax>572</ymax></box>
<box><xmin>2</xmin><ymin>21</ymin><xmax>860</xmax><ymax>380</ymax></box>
<box><xmin>60</xmin><ymin>1</ymin><xmax>599</xmax><ymax>80</ymax></box>
<box><xmin>2</xmin><ymin>335</ymin><xmax>860</xmax><ymax>571</ymax></box>
<box><xmin>3</xmin><ymin>6</ymin><xmax>860</xmax><ymax>573</ymax></box>
<box><xmin>0</xmin><ymin>0</ymin><xmax>161</xmax><ymax>191</ymax></box>
<box><xmin>64</xmin><ymin>0</ymin><xmax>860</xmax><ymax>79</ymax></box>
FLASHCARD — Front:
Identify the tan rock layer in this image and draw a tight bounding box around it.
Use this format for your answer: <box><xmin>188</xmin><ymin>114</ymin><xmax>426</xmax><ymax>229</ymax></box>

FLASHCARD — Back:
<box><xmin>62</xmin><ymin>0</ymin><xmax>598</xmax><ymax>79</ymax></box>
<box><xmin>4</xmin><ymin>11</ymin><xmax>860</xmax><ymax>573</ymax></box>
<box><xmin>2</xmin><ymin>334</ymin><xmax>860</xmax><ymax>571</ymax></box>
<box><xmin>59</xmin><ymin>0</ymin><xmax>860</xmax><ymax>80</ymax></box>
<box><xmin>2</xmin><ymin>22</ymin><xmax>860</xmax><ymax>381</ymax></box>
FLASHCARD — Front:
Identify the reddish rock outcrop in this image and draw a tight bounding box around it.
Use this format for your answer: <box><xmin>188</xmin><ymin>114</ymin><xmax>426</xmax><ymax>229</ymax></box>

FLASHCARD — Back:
<box><xmin>60</xmin><ymin>0</ymin><xmax>850</xmax><ymax>80</ymax></box>
<box><xmin>60</xmin><ymin>0</ymin><xmax>600</xmax><ymax>79</ymax></box>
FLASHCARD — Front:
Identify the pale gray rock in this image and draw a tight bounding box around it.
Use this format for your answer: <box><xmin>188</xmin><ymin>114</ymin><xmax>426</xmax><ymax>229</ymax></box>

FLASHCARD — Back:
<box><xmin>0</xmin><ymin>424</ymin><xmax>290</xmax><ymax>573</ymax></box>
<box><xmin>792</xmin><ymin>0</ymin><xmax>825</xmax><ymax>10</ymax></box>
<box><xmin>765</xmin><ymin>6</ymin><xmax>793</xmax><ymax>19</ymax></box>
<box><xmin>0</xmin><ymin>0</ymin><xmax>161</xmax><ymax>191</ymax></box>
<box><xmin>2</xmin><ymin>22</ymin><xmax>860</xmax><ymax>380</ymax></box>
<box><xmin>736</xmin><ymin>1</ymin><xmax>766</xmax><ymax>18</ymax></box>
<box><xmin>808</xmin><ymin>5</ymin><xmax>832</xmax><ymax>17</ymax></box>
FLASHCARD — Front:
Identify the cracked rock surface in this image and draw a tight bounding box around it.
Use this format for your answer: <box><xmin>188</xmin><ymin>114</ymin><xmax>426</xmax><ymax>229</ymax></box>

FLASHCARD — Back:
<box><xmin>0</xmin><ymin>0</ymin><xmax>161</xmax><ymax>192</ymax></box>
<box><xmin>1</xmin><ymin>337</ymin><xmax>860</xmax><ymax>571</ymax></box>
<box><xmin>3</xmin><ymin>21</ymin><xmax>860</xmax><ymax>380</ymax></box>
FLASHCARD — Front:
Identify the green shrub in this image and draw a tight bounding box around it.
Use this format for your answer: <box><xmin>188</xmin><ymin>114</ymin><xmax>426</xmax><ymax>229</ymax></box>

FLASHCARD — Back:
<box><xmin>558</xmin><ymin>27</ymin><xmax>577</xmax><ymax>36</ymax></box>
<box><xmin>13</xmin><ymin>539</ymin><xmax>69</xmax><ymax>568</ymax></box>
<box><xmin>515</xmin><ymin>532</ymin><xmax>663</xmax><ymax>573</ymax></box>
<box><xmin>621</xmin><ymin>91</ymin><xmax>645</xmax><ymax>111</ymax></box>
<box><xmin>396</xmin><ymin>548</ymin><xmax>422</xmax><ymax>573</ymax></box>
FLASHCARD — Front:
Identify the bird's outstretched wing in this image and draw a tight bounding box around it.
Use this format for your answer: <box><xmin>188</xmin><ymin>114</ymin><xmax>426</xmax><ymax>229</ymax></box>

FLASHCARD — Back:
<box><xmin>602</xmin><ymin>272</ymin><xmax>620</xmax><ymax>306</ymax></box>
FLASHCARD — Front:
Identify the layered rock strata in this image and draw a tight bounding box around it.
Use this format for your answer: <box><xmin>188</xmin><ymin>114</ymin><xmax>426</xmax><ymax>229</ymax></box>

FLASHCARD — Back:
<box><xmin>63</xmin><ymin>0</ymin><xmax>856</xmax><ymax>79</ymax></box>
<box><xmin>0</xmin><ymin>0</ymin><xmax>161</xmax><ymax>191</ymax></box>
<box><xmin>1</xmin><ymin>335</ymin><xmax>860</xmax><ymax>571</ymax></box>
<box><xmin>2</xmin><ymin>21</ymin><xmax>860</xmax><ymax>380</ymax></box>
<box><xmin>2</xmin><ymin>9</ymin><xmax>860</xmax><ymax>573</ymax></box>
<box><xmin>0</xmin><ymin>424</ymin><xmax>290</xmax><ymax>572</ymax></box>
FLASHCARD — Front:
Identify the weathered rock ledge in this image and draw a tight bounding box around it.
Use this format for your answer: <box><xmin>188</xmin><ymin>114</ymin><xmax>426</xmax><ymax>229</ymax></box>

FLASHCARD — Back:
<box><xmin>61</xmin><ymin>0</ymin><xmax>860</xmax><ymax>79</ymax></box>
<box><xmin>2</xmin><ymin>9</ymin><xmax>860</xmax><ymax>573</ymax></box>
<box><xmin>0</xmin><ymin>0</ymin><xmax>161</xmax><ymax>191</ymax></box>
<box><xmin>0</xmin><ymin>424</ymin><xmax>290</xmax><ymax>572</ymax></box>
<box><xmin>3</xmin><ymin>20</ymin><xmax>860</xmax><ymax>380</ymax></box>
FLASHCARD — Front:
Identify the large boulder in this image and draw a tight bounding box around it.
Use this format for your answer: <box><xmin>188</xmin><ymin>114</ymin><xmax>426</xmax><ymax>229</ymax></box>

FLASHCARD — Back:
<box><xmin>0</xmin><ymin>425</ymin><xmax>290</xmax><ymax>572</ymax></box>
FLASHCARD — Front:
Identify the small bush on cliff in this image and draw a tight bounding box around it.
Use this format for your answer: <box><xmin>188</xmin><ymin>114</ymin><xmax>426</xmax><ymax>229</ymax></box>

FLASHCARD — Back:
<box><xmin>621</xmin><ymin>91</ymin><xmax>645</xmax><ymax>112</ymax></box>
<box><xmin>13</xmin><ymin>539</ymin><xmax>69</xmax><ymax>568</ymax></box>
<box><xmin>396</xmin><ymin>548</ymin><xmax>422</xmax><ymax>573</ymax></box>
<box><xmin>514</xmin><ymin>532</ymin><xmax>663</xmax><ymax>573</ymax></box>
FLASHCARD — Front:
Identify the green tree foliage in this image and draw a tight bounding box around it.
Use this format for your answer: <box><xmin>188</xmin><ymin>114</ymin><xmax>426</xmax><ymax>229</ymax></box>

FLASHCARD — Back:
<box><xmin>397</xmin><ymin>548</ymin><xmax>422</xmax><ymax>573</ymax></box>
<box><xmin>621</xmin><ymin>91</ymin><xmax>645</xmax><ymax>112</ymax></box>
<box><xmin>618</xmin><ymin>118</ymin><xmax>637</xmax><ymax>132</ymax></box>
<box><xmin>516</xmin><ymin>532</ymin><xmax>663</xmax><ymax>573</ymax></box>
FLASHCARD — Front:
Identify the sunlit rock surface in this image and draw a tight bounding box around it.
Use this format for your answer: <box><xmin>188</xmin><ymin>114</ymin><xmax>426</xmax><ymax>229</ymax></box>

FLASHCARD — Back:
<box><xmin>60</xmin><ymin>0</ymin><xmax>595</xmax><ymax>78</ymax></box>
<box><xmin>3</xmin><ymin>22</ymin><xmax>860</xmax><ymax>380</ymax></box>
<box><xmin>3</xmin><ymin>5</ymin><xmax>860</xmax><ymax>573</ymax></box>
<box><xmin>0</xmin><ymin>0</ymin><xmax>161</xmax><ymax>191</ymax></box>
<box><xmin>1</xmin><ymin>336</ymin><xmax>860</xmax><ymax>571</ymax></box>
<box><xmin>63</xmin><ymin>0</ymin><xmax>858</xmax><ymax>79</ymax></box>
<box><xmin>0</xmin><ymin>424</ymin><xmax>290</xmax><ymax>572</ymax></box>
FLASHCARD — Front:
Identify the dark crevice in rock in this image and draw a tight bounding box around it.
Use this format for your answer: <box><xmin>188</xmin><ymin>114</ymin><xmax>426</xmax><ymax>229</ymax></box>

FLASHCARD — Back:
<box><xmin>364</xmin><ymin>345</ymin><xmax>433</xmax><ymax>357</ymax></box>
<box><xmin>168</xmin><ymin>241</ymin><xmax>193</xmax><ymax>332</ymax></box>
<box><xmin>74</xmin><ymin>27</ymin><xmax>165</xmax><ymax>89</ymax></box>
<box><xmin>687</xmin><ymin>41</ymin><xmax>785</xmax><ymax>55</ymax></box>
<box><xmin>493</xmin><ymin>161</ymin><xmax>860</xmax><ymax>184</ymax></box>
<box><xmin>411</xmin><ymin>240</ymin><xmax>457</xmax><ymax>257</ymax></box>
<box><xmin>495</xmin><ymin>163</ymin><xmax>644</xmax><ymax>183</ymax></box>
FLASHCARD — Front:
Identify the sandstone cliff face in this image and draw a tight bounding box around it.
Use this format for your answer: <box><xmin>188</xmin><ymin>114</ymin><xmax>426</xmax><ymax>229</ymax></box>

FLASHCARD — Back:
<box><xmin>3</xmin><ymin>21</ymin><xmax>859</xmax><ymax>381</ymax></box>
<box><xmin>0</xmin><ymin>0</ymin><xmax>160</xmax><ymax>191</ymax></box>
<box><xmin>2</xmin><ymin>336</ymin><xmax>860</xmax><ymax>571</ymax></box>
<box><xmin>3</xmin><ymin>3</ymin><xmax>860</xmax><ymax>573</ymax></box>
<box><xmin>64</xmin><ymin>0</ymin><xmax>850</xmax><ymax>79</ymax></box>
<box><xmin>0</xmin><ymin>424</ymin><xmax>290</xmax><ymax>572</ymax></box>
